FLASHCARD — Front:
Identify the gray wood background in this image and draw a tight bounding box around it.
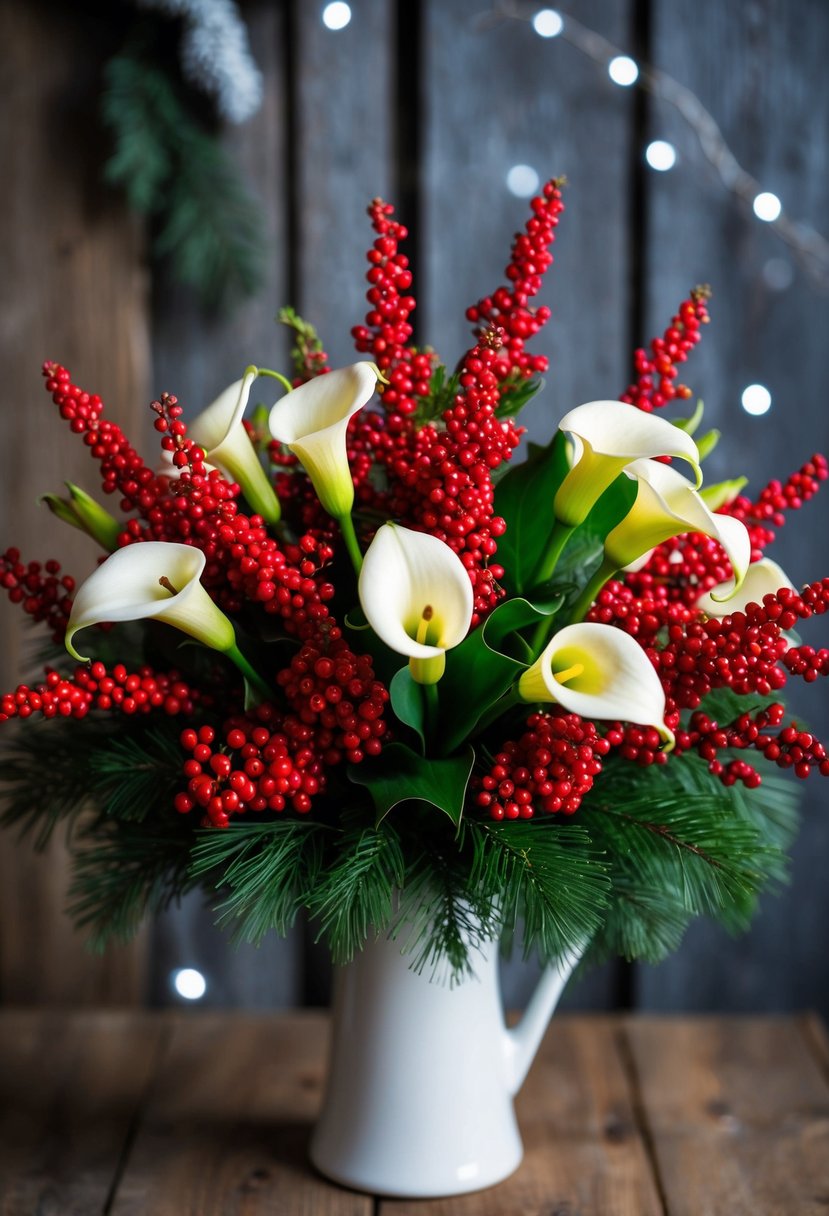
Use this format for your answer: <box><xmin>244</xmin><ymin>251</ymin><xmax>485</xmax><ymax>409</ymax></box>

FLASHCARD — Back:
<box><xmin>1</xmin><ymin>0</ymin><xmax>827</xmax><ymax>1016</ymax></box>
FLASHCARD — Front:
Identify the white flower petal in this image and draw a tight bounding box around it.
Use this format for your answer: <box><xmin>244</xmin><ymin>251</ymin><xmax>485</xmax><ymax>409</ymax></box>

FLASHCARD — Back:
<box><xmin>358</xmin><ymin>524</ymin><xmax>474</xmax><ymax>662</ymax></box>
<box><xmin>190</xmin><ymin>371</ymin><xmax>255</xmax><ymax>454</ymax></box>
<box><xmin>554</xmin><ymin>400</ymin><xmax>701</xmax><ymax>526</ymax></box>
<box><xmin>269</xmin><ymin>363</ymin><xmax>378</xmax><ymax>516</ymax></box>
<box><xmin>605</xmin><ymin>459</ymin><xmax>751</xmax><ymax>593</ymax></box>
<box><xmin>697</xmin><ymin>557</ymin><xmax>796</xmax><ymax>617</ymax></box>
<box><xmin>66</xmin><ymin>541</ymin><xmax>234</xmax><ymax>660</ymax></box>
<box><xmin>520</xmin><ymin>621</ymin><xmax>671</xmax><ymax>742</ymax></box>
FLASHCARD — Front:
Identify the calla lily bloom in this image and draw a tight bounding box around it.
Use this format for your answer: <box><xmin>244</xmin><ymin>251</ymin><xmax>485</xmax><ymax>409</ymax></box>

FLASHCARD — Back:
<box><xmin>554</xmin><ymin>400</ymin><xmax>702</xmax><ymax>528</ymax></box>
<box><xmin>358</xmin><ymin>523</ymin><xmax>473</xmax><ymax>685</ymax></box>
<box><xmin>604</xmin><ymin>459</ymin><xmax>751</xmax><ymax>600</ymax></box>
<box><xmin>696</xmin><ymin>557</ymin><xmax>796</xmax><ymax>618</ymax></box>
<box><xmin>189</xmin><ymin>368</ymin><xmax>281</xmax><ymax>525</ymax></box>
<box><xmin>519</xmin><ymin>621</ymin><xmax>673</xmax><ymax>746</ymax></box>
<box><xmin>66</xmin><ymin>542</ymin><xmax>236</xmax><ymax>661</ymax></box>
<box><xmin>268</xmin><ymin>362</ymin><xmax>379</xmax><ymax>519</ymax></box>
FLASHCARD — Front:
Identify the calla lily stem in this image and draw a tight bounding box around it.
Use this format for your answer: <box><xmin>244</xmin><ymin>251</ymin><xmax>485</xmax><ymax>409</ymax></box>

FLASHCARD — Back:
<box><xmin>255</xmin><ymin>366</ymin><xmax>295</xmax><ymax>395</ymax></box>
<box><xmin>337</xmin><ymin>512</ymin><xmax>364</xmax><ymax>575</ymax></box>
<box><xmin>422</xmin><ymin>680</ymin><xmax>439</xmax><ymax>744</ymax></box>
<box><xmin>225</xmin><ymin>643</ymin><xmax>272</xmax><ymax>702</ymax></box>
<box><xmin>531</xmin><ymin>521</ymin><xmax>575</xmax><ymax>588</ymax></box>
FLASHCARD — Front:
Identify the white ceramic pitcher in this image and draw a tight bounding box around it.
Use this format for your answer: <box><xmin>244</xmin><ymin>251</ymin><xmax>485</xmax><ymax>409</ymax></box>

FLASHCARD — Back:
<box><xmin>310</xmin><ymin>922</ymin><xmax>582</xmax><ymax>1198</ymax></box>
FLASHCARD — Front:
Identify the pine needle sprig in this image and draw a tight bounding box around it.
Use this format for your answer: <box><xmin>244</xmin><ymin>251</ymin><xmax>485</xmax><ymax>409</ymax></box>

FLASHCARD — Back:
<box><xmin>88</xmin><ymin>729</ymin><xmax>185</xmax><ymax>823</ymax></box>
<box><xmin>0</xmin><ymin>725</ymin><xmax>93</xmax><ymax>850</ymax></box>
<box><xmin>189</xmin><ymin>818</ymin><xmax>327</xmax><ymax>944</ymax></box>
<box><xmin>307</xmin><ymin>815</ymin><xmax>406</xmax><ymax>964</ymax></box>
<box><xmin>464</xmin><ymin>818</ymin><xmax>611</xmax><ymax>963</ymax></box>
<box><xmin>69</xmin><ymin>813</ymin><xmax>198</xmax><ymax>949</ymax></box>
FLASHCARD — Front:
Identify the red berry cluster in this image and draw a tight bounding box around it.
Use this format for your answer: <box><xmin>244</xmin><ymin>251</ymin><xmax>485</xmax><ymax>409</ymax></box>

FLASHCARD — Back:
<box><xmin>474</xmin><ymin>709</ymin><xmax>611</xmax><ymax>819</ymax></box>
<box><xmin>1</xmin><ymin>548</ymin><xmax>75</xmax><ymax>642</ymax></box>
<box><xmin>151</xmin><ymin>391</ymin><xmax>209</xmax><ymax>478</ymax></box>
<box><xmin>675</xmin><ymin>702</ymin><xmax>828</xmax><ymax>785</ymax></box>
<box><xmin>177</xmin><ymin>714</ymin><xmax>326</xmax><ymax>826</ymax></box>
<box><xmin>0</xmin><ymin>662</ymin><xmax>198</xmax><ymax>723</ymax></box>
<box><xmin>465</xmin><ymin>178</ymin><xmax>564</xmax><ymax>382</ymax></box>
<box><xmin>351</xmin><ymin>197</ymin><xmax>436</xmax><ymax>418</ymax></box>
<box><xmin>275</xmin><ymin>631</ymin><xmax>389</xmax><ymax>765</ymax></box>
<box><xmin>722</xmin><ymin>454</ymin><xmax>828</xmax><ymax>557</ymax></box>
<box><xmin>43</xmin><ymin>362</ymin><xmax>167</xmax><ymax>514</ymax></box>
<box><xmin>621</xmin><ymin>286</ymin><xmax>710</xmax><ymax>411</ymax></box>
<box><xmin>625</xmin><ymin>530</ymin><xmax>740</xmax><ymax>609</ymax></box>
<box><xmin>603</xmin><ymin>722</ymin><xmax>673</xmax><ymax>768</ymax></box>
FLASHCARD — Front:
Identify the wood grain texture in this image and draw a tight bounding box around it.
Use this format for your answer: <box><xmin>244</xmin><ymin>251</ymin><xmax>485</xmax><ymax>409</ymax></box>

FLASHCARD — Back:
<box><xmin>625</xmin><ymin>1016</ymin><xmax>829</xmax><ymax>1215</ymax></box>
<box><xmin>382</xmin><ymin>1016</ymin><xmax>664</xmax><ymax>1216</ymax></box>
<box><xmin>0</xmin><ymin>1010</ymin><xmax>165</xmax><ymax>1216</ymax></box>
<box><xmin>293</xmin><ymin>0</ymin><xmax>395</xmax><ymax>369</ymax></box>
<box><xmin>636</xmin><ymin>0</ymin><xmax>829</xmax><ymax>1018</ymax></box>
<box><xmin>0</xmin><ymin>0</ymin><xmax>150</xmax><ymax>1004</ymax></box>
<box><xmin>110</xmin><ymin>1011</ymin><xmax>371</xmax><ymax>1216</ymax></box>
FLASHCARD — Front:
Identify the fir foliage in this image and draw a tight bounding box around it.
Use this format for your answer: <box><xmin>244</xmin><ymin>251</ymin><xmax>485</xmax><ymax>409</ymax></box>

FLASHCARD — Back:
<box><xmin>102</xmin><ymin>37</ymin><xmax>265</xmax><ymax>308</ymax></box>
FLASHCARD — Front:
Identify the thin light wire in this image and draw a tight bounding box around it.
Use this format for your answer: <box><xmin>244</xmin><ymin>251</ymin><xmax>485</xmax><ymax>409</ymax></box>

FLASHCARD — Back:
<box><xmin>476</xmin><ymin>2</ymin><xmax>829</xmax><ymax>291</ymax></box>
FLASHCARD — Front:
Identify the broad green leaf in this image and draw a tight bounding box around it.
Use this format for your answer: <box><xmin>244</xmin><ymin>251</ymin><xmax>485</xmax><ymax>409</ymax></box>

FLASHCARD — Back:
<box><xmin>389</xmin><ymin>667</ymin><xmax>426</xmax><ymax>752</ymax></box>
<box><xmin>344</xmin><ymin>606</ymin><xmax>404</xmax><ymax>686</ymax></box>
<box><xmin>438</xmin><ymin>596</ymin><xmax>560</xmax><ymax>754</ymax></box>
<box><xmin>579</xmin><ymin>468</ymin><xmax>639</xmax><ymax>541</ymax></box>
<box><xmin>672</xmin><ymin>399</ymin><xmax>705</xmax><ymax>435</ymax></box>
<box><xmin>349</xmin><ymin>742</ymin><xmax>475</xmax><ymax>829</ymax></box>
<box><xmin>494</xmin><ymin>432</ymin><xmax>570</xmax><ymax>594</ymax></box>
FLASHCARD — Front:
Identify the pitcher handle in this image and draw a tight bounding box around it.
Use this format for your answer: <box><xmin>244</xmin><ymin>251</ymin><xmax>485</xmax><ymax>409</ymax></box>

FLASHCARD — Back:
<box><xmin>502</xmin><ymin>941</ymin><xmax>585</xmax><ymax>1095</ymax></box>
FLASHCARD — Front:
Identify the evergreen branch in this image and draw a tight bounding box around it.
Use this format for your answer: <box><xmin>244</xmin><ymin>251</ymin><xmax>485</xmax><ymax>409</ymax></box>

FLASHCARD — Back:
<box><xmin>307</xmin><ymin>816</ymin><xmax>406</xmax><ymax>964</ymax></box>
<box><xmin>464</xmin><ymin>818</ymin><xmax>610</xmax><ymax>963</ymax></box>
<box><xmin>69</xmin><ymin>813</ymin><xmax>198</xmax><ymax>949</ymax></box>
<box><xmin>87</xmin><ymin>729</ymin><xmax>184</xmax><ymax>822</ymax></box>
<box><xmin>189</xmin><ymin>819</ymin><xmax>327</xmax><ymax>944</ymax></box>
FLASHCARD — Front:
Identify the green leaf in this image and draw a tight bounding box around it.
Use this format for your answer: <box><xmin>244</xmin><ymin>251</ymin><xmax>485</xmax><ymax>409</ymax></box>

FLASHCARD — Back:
<box><xmin>496</xmin><ymin>376</ymin><xmax>544</xmax><ymax>420</ymax></box>
<box><xmin>672</xmin><ymin>399</ymin><xmax>705</xmax><ymax>434</ymax></box>
<box><xmin>494</xmin><ymin>432</ymin><xmax>570</xmax><ymax>594</ymax></box>
<box><xmin>389</xmin><ymin>667</ymin><xmax>426</xmax><ymax>751</ymax></box>
<box><xmin>580</xmin><ymin>469</ymin><xmax>639</xmax><ymax>540</ymax></box>
<box><xmin>349</xmin><ymin>742</ymin><xmax>475</xmax><ymax>829</ymax></box>
<box><xmin>438</xmin><ymin>597</ymin><xmax>560</xmax><ymax>753</ymax></box>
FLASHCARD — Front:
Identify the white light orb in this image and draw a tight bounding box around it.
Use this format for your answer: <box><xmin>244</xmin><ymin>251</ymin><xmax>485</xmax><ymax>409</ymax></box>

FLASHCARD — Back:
<box><xmin>741</xmin><ymin>384</ymin><xmax>772</xmax><ymax>416</ymax></box>
<box><xmin>172</xmin><ymin>967</ymin><xmax>207</xmax><ymax>1000</ymax></box>
<box><xmin>645</xmin><ymin>140</ymin><xmax>677</xmax><ymax>171</ymax></box>
<box><xmin>322</xmin><ymin>2</ymin><xmax>352</xmax><ymax>31</ymax></box>
<box><xmin>753</xmin><ymin>191</ymin><xmax>782</xmax><ymax>222</ymax></box>
<box><xmin>608</xmin><ymin>56</ymin><xmax>639</xmax><ymax>86</ymax></box>
<box><xmin>532</xmin><ymin>8</ymin><xmax>563</xmax><ymax>37</ymax></box>
<box><xmin>506</xmin><ymin>164</ymin><xmax>541</xmax><ymax>198</ymax></box>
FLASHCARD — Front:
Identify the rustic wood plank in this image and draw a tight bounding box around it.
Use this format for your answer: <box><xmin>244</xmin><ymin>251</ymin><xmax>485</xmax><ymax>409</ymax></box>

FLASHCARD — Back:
<box><xmin>625</xmin><ymin>1015</ymin><xmax>829</xmax><ymax>1215</ymax></box>
<box><xmin>0</xmin><ymin>1010</ymin><xmax>166</xmax><ymax>1215</ymax></box>
<box><xmin>0</xmin><ymin>0</ymin><xmax>150</xmax><ymax>1004</ymax></box>
<box><xmin>637</xmin><ymin>0</ymin><xmax>829</xmax><ymax>1019</ymax></box>
<box><xmin>109</xmin><ymin>1011</ymin><xmax>370</xmax><ymax>1215</ymax></box>
<box><xmin>293</xmin><ymin>0</ymin><xmax>395</xmax><ymax>370</ymax></box>
<box><xmin>381</xmin><ymin>1015</ymin><xmax>663</xmax><ymax>1216</ymax></box>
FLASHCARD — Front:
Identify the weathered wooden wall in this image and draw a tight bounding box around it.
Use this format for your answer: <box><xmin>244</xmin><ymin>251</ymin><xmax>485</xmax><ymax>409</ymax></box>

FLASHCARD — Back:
<box><xmin>1</xmin><ymin>0</ymin><xmax>827</xmax><ymax>1014</ymax></box>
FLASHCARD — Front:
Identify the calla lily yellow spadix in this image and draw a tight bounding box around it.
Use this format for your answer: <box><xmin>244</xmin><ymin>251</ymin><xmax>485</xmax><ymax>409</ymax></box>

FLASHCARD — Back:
<box><xmin>696</xmin><ymin>557</ymin><xmax>796</xmax><ymax>618</ymax></box>
<box><xmin>189</xmin><ymin>368</ymin><xmax>281</xmax><ymax>525</ymax></box>
<box><xmin>553</xmin><ymin>400</ymin><xmax>702</xmax><ymax>528</ymax></box>
<box><xmin>604</xmin><ymin>459</ymin><xmax>751</xmax><ymax>600</ymax></box>
<box><xmin>518</xmin><ymin>621</ymin><xmax>674</xmax><ymax>747</ymax></box>
<box><xmin>268</xmin><ymin>362</ymin><xmax>380</xmax><ymax>519</ymax></box>
<box><xmin>358</xmin><ymin>523</ymin><xmax>474</xmax><ymax>685</ymax></box>
<box><xmin>65</xmin><ymin>542</ymin><xmax>270</xmax><ymax>699</ymax></box>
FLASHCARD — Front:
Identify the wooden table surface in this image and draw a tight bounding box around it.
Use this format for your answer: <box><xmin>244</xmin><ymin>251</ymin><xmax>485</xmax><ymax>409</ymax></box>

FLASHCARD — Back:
<box><xmin>1</xmin><ymin>1011</ymin><xmax>828</xmax><ymax>1215</ymax></box>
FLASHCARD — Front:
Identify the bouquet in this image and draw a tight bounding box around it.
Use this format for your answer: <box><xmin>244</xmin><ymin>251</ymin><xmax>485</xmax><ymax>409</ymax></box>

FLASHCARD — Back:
<box><xmin>2</xmin><ymin>180</ymin><xmax>827</xmax><ymax>979</ymax></box>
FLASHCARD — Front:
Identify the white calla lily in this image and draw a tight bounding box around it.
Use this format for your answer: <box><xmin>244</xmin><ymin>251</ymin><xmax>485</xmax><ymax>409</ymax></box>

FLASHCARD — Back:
<box><xmin>269</xmin><ymin>362</ymin><xmax>379</xmax><ymax>519</ymax></box>
<box><xmin>66</xmin><ymin>542</ymin><xmax>236</xmax><ymax>661</ymax></box>
<box><xmin>519</xmin><ymin>621</ymin><xmax>673</xmax><ymax>746</ymax></box>
<box><xmin>696</xmin><ymin>557</ymin><xmax>796</xmax><ymax>618</ymax></box>
<box><xmin>603</xmin><ymin>459</ymin><xmax>751</xmax><ymax>600</ymax></box>
<box><xmin>554</xmin><ymin>400</ymin><xmax>702</xmax><ymax>527</ymax></box>
<box><xmin>189</xmin><ymin>368</ymin><xmax>281</xmax><ymax>525</ymax></box>
<box><xmin>359</xmin><ymin>523</ymin><xmax>474</xmax><ymax>685</ymax></box>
